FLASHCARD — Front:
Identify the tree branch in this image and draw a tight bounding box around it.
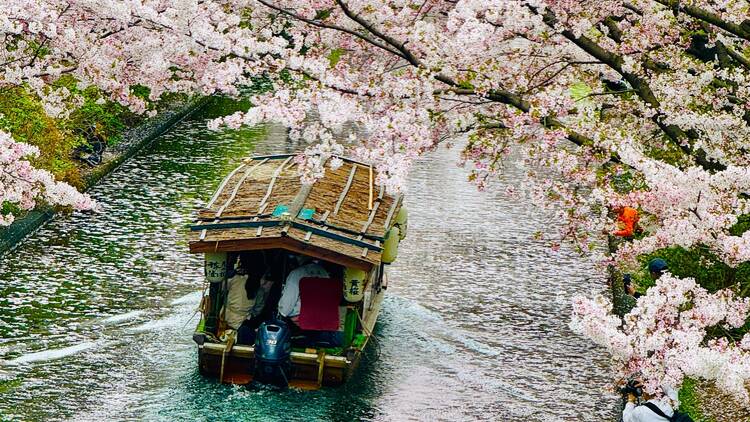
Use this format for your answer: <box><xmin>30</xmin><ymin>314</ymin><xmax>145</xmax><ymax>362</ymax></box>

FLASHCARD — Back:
<box><xmin>722</xmin><ymin>41</ymin><xmax>750</xmax><ymax>70</ymax></box>
<box><xmin>579</xmin><ymin>89</ymin><xmax>636</xmax><ymax>99</ymax></box>
<box><xmin>533</xmin><ymin>4</ymin><xmax>723</xmax><ymax>171</ymax></box>
<box><xmin>334</xmin><ymin>0</ymin><xmax>421</xmax><ymax>66</ymax></box>
<box><xmin>276</xmin><ymin>0</ymin><xmax>619</xmax><ymax>163</ymax></box>
<box><xmin>652</xmin><ymin>0</ymin><xmax>750</xmax><ymax>42</ymax></box>
<box><xmin>293</xmin><ymin>68</ymin><xmax>374</xmax><ymax>97</ymax></box>
<box><xmin>256</xmin><ymin>0</ymin><xmax>407</xmax><ymax>60</ymax></box>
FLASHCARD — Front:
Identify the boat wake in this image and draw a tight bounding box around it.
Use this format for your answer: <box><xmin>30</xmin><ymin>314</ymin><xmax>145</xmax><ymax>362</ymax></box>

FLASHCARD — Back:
<box><xmin>3</xmin><ymin>341</ymin><xmax>99</xmax><ymax>365</ymax></box>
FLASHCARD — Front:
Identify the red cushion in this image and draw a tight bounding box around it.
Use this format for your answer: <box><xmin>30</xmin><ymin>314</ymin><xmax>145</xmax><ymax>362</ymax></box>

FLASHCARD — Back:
<box><xmin>298</xmin><ymin>277</ymin><xmax>342</xmax><ymax>331</ymax></box>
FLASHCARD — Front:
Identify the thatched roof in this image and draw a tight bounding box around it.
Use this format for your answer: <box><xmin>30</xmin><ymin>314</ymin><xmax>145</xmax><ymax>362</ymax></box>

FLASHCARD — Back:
<box><xmin>189</xmin><ymin>154</ymin><xmax>403</xmax><ymax>270</ymax></box>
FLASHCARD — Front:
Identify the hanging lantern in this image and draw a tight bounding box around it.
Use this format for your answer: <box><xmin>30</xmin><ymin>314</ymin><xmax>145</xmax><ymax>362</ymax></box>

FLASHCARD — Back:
<box><xmin>382</xmin><ymin>226</ymin><xmax>400</xmax><ymax>264</ymax></box>
<box><xmin>204</xmin><ymin>252</ymin><xmax>227</xmax><ymax>283</ymax></box>
<box><xmin>343</xmin><ymin>268</ymin><xmax>367</xmax><ymax>302</ymax></box>
<box><xmin>394</xmin><ymin>207</ymin><xmax>408</xmax><ymax>240</ymax></box>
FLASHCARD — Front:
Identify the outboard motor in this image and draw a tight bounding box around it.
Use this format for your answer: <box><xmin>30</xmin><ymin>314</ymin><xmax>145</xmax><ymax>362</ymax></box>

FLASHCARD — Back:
<box><xmin>253</xmin><ymin>319</ymin><xmax>292</xmax><ymax>388</ymax></box>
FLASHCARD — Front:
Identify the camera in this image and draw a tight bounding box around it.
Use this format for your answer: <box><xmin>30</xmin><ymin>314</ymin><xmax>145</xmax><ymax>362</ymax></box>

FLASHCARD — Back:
<box><xmin>619</xmin><ymin>378</ymin><xmax>643</xmax><ymax>397</ymax></box>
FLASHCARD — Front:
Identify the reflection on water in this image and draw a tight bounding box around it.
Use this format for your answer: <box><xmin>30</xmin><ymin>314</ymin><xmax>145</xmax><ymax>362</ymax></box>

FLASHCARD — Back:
<box><xmin>0</xmin><ymin>97</ymin><xmax>616</xmax><ymax>421</ymax></box>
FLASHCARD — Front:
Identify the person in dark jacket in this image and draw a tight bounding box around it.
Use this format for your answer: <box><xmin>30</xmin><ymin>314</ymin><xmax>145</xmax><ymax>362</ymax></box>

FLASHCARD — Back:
<box><xmin>648</xmin><ymin>258</ymin><xmax>668</xmax><ymax>280</ymax></box>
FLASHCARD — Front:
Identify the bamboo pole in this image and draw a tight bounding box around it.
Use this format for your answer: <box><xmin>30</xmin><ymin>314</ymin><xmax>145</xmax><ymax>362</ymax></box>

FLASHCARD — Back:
<box><xmin>216</xmin><ymin>158</ymin><xmax>269</xmax><ymax>217</ymax></box>
<box><xmin>334</xmin><ymin>164</ymin><xmax>357</xmax><ymax>215</ymax></box>
<box><xmin>317</xmin><ymin>350</ymin><xmax>326</xmax><ymax>388</ymax></box>
<box><xmin>368</xmin><ymin>165</ymin><xmax>373</xmax><ymax>210</ymax></box>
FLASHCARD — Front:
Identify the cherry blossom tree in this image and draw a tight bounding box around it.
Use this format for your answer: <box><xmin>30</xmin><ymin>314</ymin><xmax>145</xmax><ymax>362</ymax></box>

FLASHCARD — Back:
<box><xmin>571</xmin><ymin>273</ymin><xmax>750</xmax><ymax>402</ymax></box>
<box><xmin>0</xmin><ymin>130</ymin><xmax>95</xmax><ymax>225</ymax></box>
<box><xmin>2</xmin><ymin>1</ymin><xmax>750</xmax><ymax>262</ymax></box>
<box><xmin>4</xmin><ymin>0</ymin><xmax>750</xmax><ymax>395</ymax></box>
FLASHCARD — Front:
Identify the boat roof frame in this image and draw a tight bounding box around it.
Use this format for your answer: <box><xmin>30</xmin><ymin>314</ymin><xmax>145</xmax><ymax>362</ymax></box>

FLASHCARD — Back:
<box><xmin>188</xmin><ymin>154</ymin><xmax>403</xmax><ymax>271</ymax></box>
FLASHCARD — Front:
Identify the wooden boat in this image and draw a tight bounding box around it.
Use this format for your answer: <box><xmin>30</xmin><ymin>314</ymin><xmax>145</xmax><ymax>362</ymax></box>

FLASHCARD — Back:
<box><xmin>188</xmin><ymin>154</ymin><xmax>406</xmax><ymax>389</ymax></box>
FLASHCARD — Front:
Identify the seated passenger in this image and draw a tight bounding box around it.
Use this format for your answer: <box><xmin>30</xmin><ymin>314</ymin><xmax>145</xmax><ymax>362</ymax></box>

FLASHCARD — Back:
<box><xmin>278</xmin><ymin>257</ymin><xmax>329</xmax><ymax>322</ymax></box>
<box><xmin>236</xmin><ymin>252</ymin><xmax>274</xmax><ymax>344</ymax></box>
<box><xmin>279</xmin><ymin>259</ymin><xmax>346</xmax><ymax>348</ymax></box>
<box><xmin>222</xmin><ymin>257</ymin><xmax>253</xmax><ymax>331</ymax></box>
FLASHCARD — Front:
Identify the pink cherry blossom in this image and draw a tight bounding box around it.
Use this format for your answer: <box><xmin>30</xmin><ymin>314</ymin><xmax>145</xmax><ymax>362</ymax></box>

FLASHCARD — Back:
<box><xmin>572</xmin><ymin>273</ymin><xmax>750</xmax><ymax>402</ymax></box>
<box><xmin>0</xmin><ymin>131</ymin><xmax>95</xmax><ymax>224</ymax></box>
<box><xmin>3</xmin><ymin>0</ymin><xmax>750</xmax><ymax>400</ymax></box>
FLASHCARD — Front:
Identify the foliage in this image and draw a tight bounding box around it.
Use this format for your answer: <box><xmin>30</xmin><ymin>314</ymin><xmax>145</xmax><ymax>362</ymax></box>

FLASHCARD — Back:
<box><xmin>0</xmin><ymin>80</ymin><xmax>136</xmax><ymax>221</ymax></box>
<box><xmin>628</xmin><ymin>214</ymin><xmax>750</xmax><ymax>332</ymax></box>
<box><xmin>730</xmin><ymin>214</ymin><xmax>750</xmax><ymax>237</ymax></box>
<box><xmin>679</xmin><ymin>378</ymin><xmax>713</xmax><ymax>422</ymax></box>
<box><xmin>572</xmin><ymin>274</ymin><xmax>750</xmax><ymax>403</ymax></box>
<box><xmin>5</xmin><ymin>0</ymin><xmax>749</xmax><ymax>261</ymax></box>
<box><xmin>633</xmin><ymin>247</ymin><xmax>747</xmax><ymax>294</ymax></box>
<box><xmin>327</xmin><ymin>48</ymin><xmax>346</xmax><ymax>68</ymax></box>
<box><xmin>4</xmin><ymin>0</ymin><xmax>750</xmax><ymax>405</ymax></box>
<box><xmin>55</xmin><ymin>75</ymin><xmax>131</xmax><ymax>147</ymax></box>
<box><xmin>0</xmin><ymin>130</ymin><xmax>94</xmax><ymax>226</ymax></box>
<box><xmin>0</xmin><ymin>86</ymin><xmax>82</xmax><ymax>186</ymax></box>
<box><xmin>0</xmin><ymin>79</ymin><xmax>137</xmax><ymax>191</ymax></box>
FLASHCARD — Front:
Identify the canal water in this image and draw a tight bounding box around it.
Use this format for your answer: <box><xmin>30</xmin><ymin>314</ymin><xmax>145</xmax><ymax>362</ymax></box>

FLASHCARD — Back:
<box><xmin>0</xmin><ymin>98</ymin><xmax>617</xmax><ymax>421</ymax></box>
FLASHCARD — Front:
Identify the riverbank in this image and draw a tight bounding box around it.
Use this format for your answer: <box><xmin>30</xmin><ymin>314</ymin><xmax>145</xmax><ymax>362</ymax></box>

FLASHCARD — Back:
<box><xmin>0</xmin><ymin>96</ymin><xmax>209</xmax><ymax>256</ymax></box>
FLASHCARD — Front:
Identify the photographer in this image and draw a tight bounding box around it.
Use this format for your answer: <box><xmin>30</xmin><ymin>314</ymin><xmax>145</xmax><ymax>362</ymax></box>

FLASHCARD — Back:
<box><xmin>623</xmin><ymin>274</ymin><xmax>642</xmax><ymax>299</ymax></box>
<box><xmin>621</xmin><ymin>379</ymin><xmax>682</xmax><ymax>422</ymax></box>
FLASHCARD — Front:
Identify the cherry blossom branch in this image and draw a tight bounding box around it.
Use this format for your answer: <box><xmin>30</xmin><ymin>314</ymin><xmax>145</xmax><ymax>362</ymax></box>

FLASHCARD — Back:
<box><xmin>532</xmin><ymin>5</ymin><xmax>722</xmax><ymax>171</ymax></box>
<box><xmin>0</xmin><ymin>131</ymin><xmax>95</xmax><ymax>226</ymax></box>
<box><xmin>652</xmin><ymin>0</ymin><xmax>750</xmax><ymax>42</ymax></box>
<box><xmin>256</xmin><ymin>0</ymin><xmax>407</xmax><ymax>59</ymax></box>
<box><xmin>333</xmin><ymin>0</ymin><xmax>421</xmax><ymax>66</ymax></box>
<box><xmin>722</xmin><ymin>42</ymin><xmax>750</xmax><ymax>70</ymax></box>
<box><xmin>577</xmin><ymin>89</ymin><xmax>637</xmax><ymax>100</ymax></box>
<box><xmin>292</xmin><ymin>67</ymin><xmax>373</xmax><ymax>97</ymax></box>
<box><xmin>324</xmin><ymin>5</ymin><xmax>607</xmax><ymax>154</ymax></box>
<box><xmin>267</xmin><ymin>0</ymin><xmax>613</xmax><ymax>160</ymax></box>
<box><xmin>571</xmin><ymin>274</ymin><xmax>750</xmax><ymax>401</ymax></box>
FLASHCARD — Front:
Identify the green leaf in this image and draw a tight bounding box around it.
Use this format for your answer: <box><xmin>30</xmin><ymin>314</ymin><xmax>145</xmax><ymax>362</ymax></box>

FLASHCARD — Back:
<box><xmin>314</xmin><ymin>9</ymin><xmax>331</xmax><ymax>20</ymax></box>
<box><xmin>458</xmin><ymin>80</ymin><xmax>475</xmax><ymax>90</ymax></box>
<box><xmin>568</xmin><ymin>82</ymin><xmax>592</xmax><ymax>102</ymax></box>
<box><xmin>328</xmin><ymin>48</ymin><xmax>345</xmax><ymax>68</ymax></box>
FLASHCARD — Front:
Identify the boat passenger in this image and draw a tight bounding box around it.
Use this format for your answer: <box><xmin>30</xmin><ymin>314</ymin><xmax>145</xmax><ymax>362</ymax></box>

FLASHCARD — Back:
<box><xmin>278</xmin><ymin>257</ymin><xmax>329</xmax><ymax>323</ymax></box>
<box><xmin>236</xmin><ymin>252</ymin><xmax>274</xmax><ymax>344</ymax></box>
<box><xmin>222</xmin><ymin>256</ymin><xmax>253</xmax><ymax>332</ymax></box>
<box><xmin>279</xmin><ymin>259</ymin><xmax>346</xmax><ymax>347</ymax></box>
<box><xmin>221</xmin><ymin>252</ymin><xmax>271</xmax><ymax>342</ymax></box>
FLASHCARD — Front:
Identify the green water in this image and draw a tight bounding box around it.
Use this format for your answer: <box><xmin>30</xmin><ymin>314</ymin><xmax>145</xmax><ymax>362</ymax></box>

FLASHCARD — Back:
<box><xmin>0</xmin><ymin>97</ymin><xmax>617</xmax><ymax>421</ymax></box>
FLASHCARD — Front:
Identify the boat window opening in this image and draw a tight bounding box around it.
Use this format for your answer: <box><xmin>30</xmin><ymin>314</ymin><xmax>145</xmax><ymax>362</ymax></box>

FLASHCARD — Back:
<box><xmin>210</xmin><ymin>251</ymin><xmax>349</xmax><ymax>352</ymax></box>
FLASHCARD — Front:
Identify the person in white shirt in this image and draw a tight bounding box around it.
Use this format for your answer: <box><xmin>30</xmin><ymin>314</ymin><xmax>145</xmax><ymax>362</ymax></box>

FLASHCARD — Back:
<box><xmin>622</xmin><ymin>382</ymin><xmax>680</xmax><ymax>422</ymax></box>
<box><xmin>277</xmin><ymin>258</ymin><xmax>329</xmax><ymax>321</ymax></box>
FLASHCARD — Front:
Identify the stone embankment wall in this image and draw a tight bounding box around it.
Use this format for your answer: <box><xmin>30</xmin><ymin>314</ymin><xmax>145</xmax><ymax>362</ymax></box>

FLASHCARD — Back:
<box><xmin>0</xmin><ymin>97</ymin><xmax>209</xmax><ymax>256</ymax></box>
